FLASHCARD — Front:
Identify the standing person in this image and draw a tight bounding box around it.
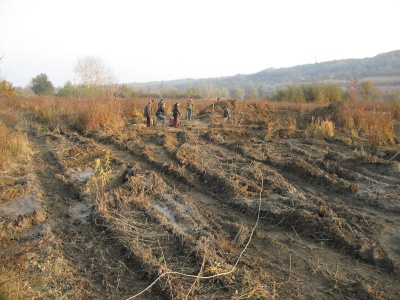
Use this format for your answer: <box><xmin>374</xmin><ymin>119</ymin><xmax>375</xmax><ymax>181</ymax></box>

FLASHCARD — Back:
<box><xmin>186</xmin><ymin>97</ymin><xmax>195</xmax><ymax>121</ymax></box>
<box><xmin>223</xmin><ymin>106</ymin><xmax>230</xmax><ymax>120</ymax></box>
<box><xmin>144</xmin><ymin>100</ymin><xmax>152</xmax><ymax>126</ymax></box>
<box><xmin>158</xmin><ymin>98</ymin><xmax>164</xmax><ymax>110</ymax></box>
<box><xmin>172</xmin><ymin>102</ymin><xmax>181</xmax><ymax>127</ymax></box>
<box><xmin>155</xmin><ymin>102</ymin><xmax>166</xmax><ymax>126</ymax></box>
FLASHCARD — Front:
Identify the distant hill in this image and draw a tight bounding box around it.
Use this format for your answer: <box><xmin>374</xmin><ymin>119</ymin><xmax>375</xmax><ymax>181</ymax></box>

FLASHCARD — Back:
<box><xmin>130</xmin><ymin>50</ymin><xmax>400</xmax><ymax>93</ymax></box>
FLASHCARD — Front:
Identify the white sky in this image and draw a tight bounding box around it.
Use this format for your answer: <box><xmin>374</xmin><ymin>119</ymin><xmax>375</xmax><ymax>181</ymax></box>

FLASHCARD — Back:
<box><xmin>1</xmin><ymin>0</ymin><xmax>399</xmax><ymax>87</ymax></box>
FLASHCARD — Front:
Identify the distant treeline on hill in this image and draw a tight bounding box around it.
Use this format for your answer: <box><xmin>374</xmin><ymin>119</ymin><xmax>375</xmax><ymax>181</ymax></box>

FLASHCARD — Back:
<box><xmin>125</xmin><ymin>49</ymin><xmax>400</xmax><ymax>99</ymax></box>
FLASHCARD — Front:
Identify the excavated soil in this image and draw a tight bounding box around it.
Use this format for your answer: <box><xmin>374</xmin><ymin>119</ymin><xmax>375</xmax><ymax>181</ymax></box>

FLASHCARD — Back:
<box><xmin>1</xmin><ymin>100</ymin><xmax>400</xmax><ymax>299</ymax></box>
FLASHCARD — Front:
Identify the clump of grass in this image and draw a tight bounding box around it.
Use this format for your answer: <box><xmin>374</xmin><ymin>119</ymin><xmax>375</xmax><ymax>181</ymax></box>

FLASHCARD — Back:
<box><xmin>22</xmin><ymin>97</ymin><xmax>141</xmax><ymax>133</ymax></box>
<box><xmin>338</xmin><ymin>99</ymin><xmax>396</xmax><ymax>147</ymax></box>
<box><xmin>217</xmin><ymin>233</ymin><xmax>234</xmax><ymax>253</ymax></box>
<box><xmin>265</xmin><ymin>121</ymin><xmax>275</xmax><ymax>140</ymax></box>
<box><xmin>0</xmin><ymin>118</ymin><xmax>29</xmax><ymax>171</ymax></box>
<box><xmin>0</xmin><ymin>268</ymin><xmax>28</xmax><ymax>300</ymax></box>
<box><xmin>232</xmin><ymin>271</ymin><xmax>272</xmax><ymax>299</ymax></box>
<box><xmin>288</xmin><ymin>117</ymin><xmax>297</xmax><ymax>131</ymax></box>
<box><xmin>0</xmin><ymin>234</ymin><xmax>90</xmax><ymax>299</ymax></box>
<box><xmin>0</xmin><ymin>240</ymin><xmax>44</xmax><ymax>300</ymax></box>
<box><xmin>253</xmin><ymin>100</ymin><xmax>326</xmax><ymax>113</ymax></box>
<box><xmin>93</xmin><ymin>150</ymin><xmax>112</xmax><ymax>211</ymax></box>
<box><xmin>308</xmin><ymin>117</ymin><xmax>335</xmax><ymax>139</ymax></box>
<box><xmin>313</xmin><ymin>118</ymin><xmax>335</xmax><ymax>139</ymax></box>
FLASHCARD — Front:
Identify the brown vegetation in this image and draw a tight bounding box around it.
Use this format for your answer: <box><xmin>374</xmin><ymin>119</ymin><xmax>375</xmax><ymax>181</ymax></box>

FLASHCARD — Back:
<box><xmin>1</xmin><ymin>96</ymin><xmax>399</xmax><ymax>299</ymax></box>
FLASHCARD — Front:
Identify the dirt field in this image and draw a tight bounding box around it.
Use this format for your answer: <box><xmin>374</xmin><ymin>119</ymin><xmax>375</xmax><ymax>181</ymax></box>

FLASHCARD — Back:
<box><xmin>1</xmin><ymin>99</ymin><xmax>400</xmax><ymax>299</ymax></box>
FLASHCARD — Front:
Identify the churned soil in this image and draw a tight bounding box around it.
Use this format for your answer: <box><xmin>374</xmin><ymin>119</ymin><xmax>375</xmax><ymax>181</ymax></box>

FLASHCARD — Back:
<box><xmin>1</xmin><ymin>100</ymin><xmax>399</xmax><ymax>299</ymax></box>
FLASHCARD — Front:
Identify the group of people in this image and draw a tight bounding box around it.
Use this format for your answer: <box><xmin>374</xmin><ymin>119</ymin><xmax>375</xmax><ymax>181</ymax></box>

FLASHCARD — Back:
<box><xmin>143</xmin><ymin>98</ymin><xmax>184</xmax><ymax>127</ymax></box>
<box><xmin>143</xmin><ymin>97</ymin><xmax>230</xmax><ymax>127</ymax></box>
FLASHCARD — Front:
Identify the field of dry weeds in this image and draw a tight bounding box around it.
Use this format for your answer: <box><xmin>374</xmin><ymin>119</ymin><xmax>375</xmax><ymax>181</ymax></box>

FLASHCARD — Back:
<box><xmin>1</xmin><ymin>98</ymin><xmax>400</xmax><ymax>299</ymax></box>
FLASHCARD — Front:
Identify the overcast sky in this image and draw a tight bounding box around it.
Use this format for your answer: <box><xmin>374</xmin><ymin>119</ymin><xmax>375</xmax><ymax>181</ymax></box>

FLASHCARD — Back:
<box><xmin>1</xmin><ymin>0</ymin><xmax>399</xmax><ymax>87</ymax></box>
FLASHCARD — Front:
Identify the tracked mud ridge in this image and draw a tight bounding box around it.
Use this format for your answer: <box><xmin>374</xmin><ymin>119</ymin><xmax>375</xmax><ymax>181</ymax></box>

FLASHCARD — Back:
<box><xmin>2</xmin><ymin>111</ymin><xmax>400</xmax><ymax>299</ymax></box>
<box><xmin>26</xmin><ymin>129</ymin><xmax>162</xmax><ymax>299</ymax></box>
<box><xmin>39</xmin><ymin>128</ymin><xmax>253</xmax><ymax>299</ymax></box>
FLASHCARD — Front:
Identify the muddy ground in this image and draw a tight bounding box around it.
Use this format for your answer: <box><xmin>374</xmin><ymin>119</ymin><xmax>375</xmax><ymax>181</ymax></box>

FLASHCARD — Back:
<box><xmin>1</xmin><ymin>100</ymin><xmax>400</xmax><ymax>299</ymax></box>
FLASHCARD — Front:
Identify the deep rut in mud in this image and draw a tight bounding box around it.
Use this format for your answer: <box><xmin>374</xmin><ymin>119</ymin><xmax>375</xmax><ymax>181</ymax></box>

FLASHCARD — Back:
<box><xmin>27</xmin><ymin>129</ymin><xmax>158</xmax><ymax>299</ymax></box>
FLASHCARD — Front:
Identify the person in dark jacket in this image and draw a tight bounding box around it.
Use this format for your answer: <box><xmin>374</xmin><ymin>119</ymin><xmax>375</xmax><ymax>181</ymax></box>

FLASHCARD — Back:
<box><xmin>155</xmin><ymin>102</ymin><xmax>166</xmax><ymax>126</ymax></box>
<box><xmin>172</xmin><ymin>102</ymin><xmax>181</xmax><ymax>127</ymax></box>
<box><xmin>223</xmin><ymin>106</ymin><xmax>230</xmax><ymax>119</ymax></box>
<box><xmin>144</xmin><ymin>100</ymin><xmax>152</xmax><ymax>126</ymax></box>
<box><xmin>158</xmin><ymin>98</ymin><xmax>164</xmax><ymax>110</ymax></box>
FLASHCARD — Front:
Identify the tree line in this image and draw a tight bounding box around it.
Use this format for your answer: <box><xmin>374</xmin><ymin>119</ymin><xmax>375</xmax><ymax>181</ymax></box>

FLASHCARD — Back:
<box><xmin>2</xmin><ymin>53</ymin><xmax>400</xmax><ymax>102</ymax></box>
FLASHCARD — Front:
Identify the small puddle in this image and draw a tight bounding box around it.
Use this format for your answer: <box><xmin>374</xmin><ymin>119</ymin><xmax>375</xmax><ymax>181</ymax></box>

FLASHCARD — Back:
<box><xmin>71</xmin><ymin>168</ymin><xmax>94</xmax><ymax>182</ymax></box>
<box><xmin>153</xmin><ymin>203</ymin><xmax>176</xmax><ymax>223</ymax></box>
<box><xmin>164</xmin><ymin>193</ymin><xmax>189</xmax><ymax>212</ymax></box>
<box><xmin>153</xmin><ymin>201</ymin><xmax>194</xmax><ymax>233</ymax></box>
<box><xmin>69</xmin><ymin>202</ymin><xmax>91</xmax><ymax>224</ymax></box>
<box><xmin>0</xmin><ymin>193</ymin><xmax>41</xmax><ymax>217</ymax></box>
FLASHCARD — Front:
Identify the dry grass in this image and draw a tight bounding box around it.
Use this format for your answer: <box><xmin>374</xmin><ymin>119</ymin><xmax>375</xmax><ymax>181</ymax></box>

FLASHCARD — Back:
<box><xmin>19</xmin><ymin>97</ymin><xmax>215</xmax><ymax>133</ymax></box>
<box><xmin>0</xmin><ymin>234</ymin><xmax>89</xmax><ymax>300</ymax></box>
<box><xmin>15</xmin><ymin>97</ymin><xmax>137</xmax><ymax>132</ymax></box>
<box><xmin>251</xmin><ymin>99</ymin><xmax>327</xmax><ymax>113</ymax></box>
<box><xmin>0</xmin><ymin>111</ymin><xmax>29</xmax><ymax>171</ymax></box>
<box><xmin>309</xmin><ymin>117</ymin><xmax>335</xmax><ymax>139</ymax></box>
<box><xmin>2</xmin><ymin>94</ymin><xmax>399</xmax><ymax>299</ymax></box>
<box><xmin>217</xmin><ymin>233</ymin><xmax>234</xmax><ymax>253</ymax></box>
<box><xmin>338</xmin><ymin>98</ymin><xmax>396</xmax><ymax>147</ymax></box>
<box><xmin>1</xmin><ymin>96</ymin><xmax>399</xmax><ymax>150</ymax></box>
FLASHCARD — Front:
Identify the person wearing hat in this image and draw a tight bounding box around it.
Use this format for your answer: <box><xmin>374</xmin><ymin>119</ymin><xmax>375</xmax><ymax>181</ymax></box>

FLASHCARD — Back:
<box><xmin>144</xmin><ymin>100</ymin><xmax>152</xmax><ymax>126</ymax></box>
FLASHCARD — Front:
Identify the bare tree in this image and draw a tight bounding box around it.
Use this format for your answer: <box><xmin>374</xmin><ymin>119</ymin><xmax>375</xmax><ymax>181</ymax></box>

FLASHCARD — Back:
<box><xmin>74</xmin><ymin>55</ymin><xmax>117</xmax><ymax>88</ymax></box>
<box><xmin>74</xmin><ymin>55</ymin><xmax>118</xmax><ymax>99</ymax></box>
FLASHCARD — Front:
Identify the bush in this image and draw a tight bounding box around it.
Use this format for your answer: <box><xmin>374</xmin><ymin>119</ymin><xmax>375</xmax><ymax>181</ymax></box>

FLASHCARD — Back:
<box><xmin>272</xmin><ymin>82</ymin><xmax>343</xmax><ymax>103</ymax></box>
<box><xmin>308</xmin><ymin>117</ymin><xmax>335</xmax><ymax>139</ymax></box>
<box><xmin>0</xmin><ymin>80</ymin><xmax>16</xmax><ymax>98</ymax></box>
<box><xmin>338</xmin><ymin>98</ymin><xmax>396</xmax><ymax>147</ymax></box>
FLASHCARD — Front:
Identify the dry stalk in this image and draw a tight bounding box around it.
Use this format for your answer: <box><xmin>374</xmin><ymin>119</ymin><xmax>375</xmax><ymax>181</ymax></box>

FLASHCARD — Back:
<box><xmin>157</xmin><ymin>240</ymin><xmax>174</xmax><ymax>300</ymax></box>
<box><xmin>386</xmin><ymin>150</ymin><xmax>399</xmax><ymax>161</ymax></box>
<box><xmin>185</xmin><ymin>240</ymin><xmax>207</xmax><ymax>299</ymax></box>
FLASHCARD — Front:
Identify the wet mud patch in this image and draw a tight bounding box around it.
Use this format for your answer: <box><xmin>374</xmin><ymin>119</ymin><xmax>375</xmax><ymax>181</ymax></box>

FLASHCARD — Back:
<box><xmin>0</xmin><ymin>193</ymin><xmax>47</xmax><ymax>236</ymax></box>
<box><xmin>0</xmin><ymin>172</ymin><xmax>48</xmax><ymax>237</ymax></box>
